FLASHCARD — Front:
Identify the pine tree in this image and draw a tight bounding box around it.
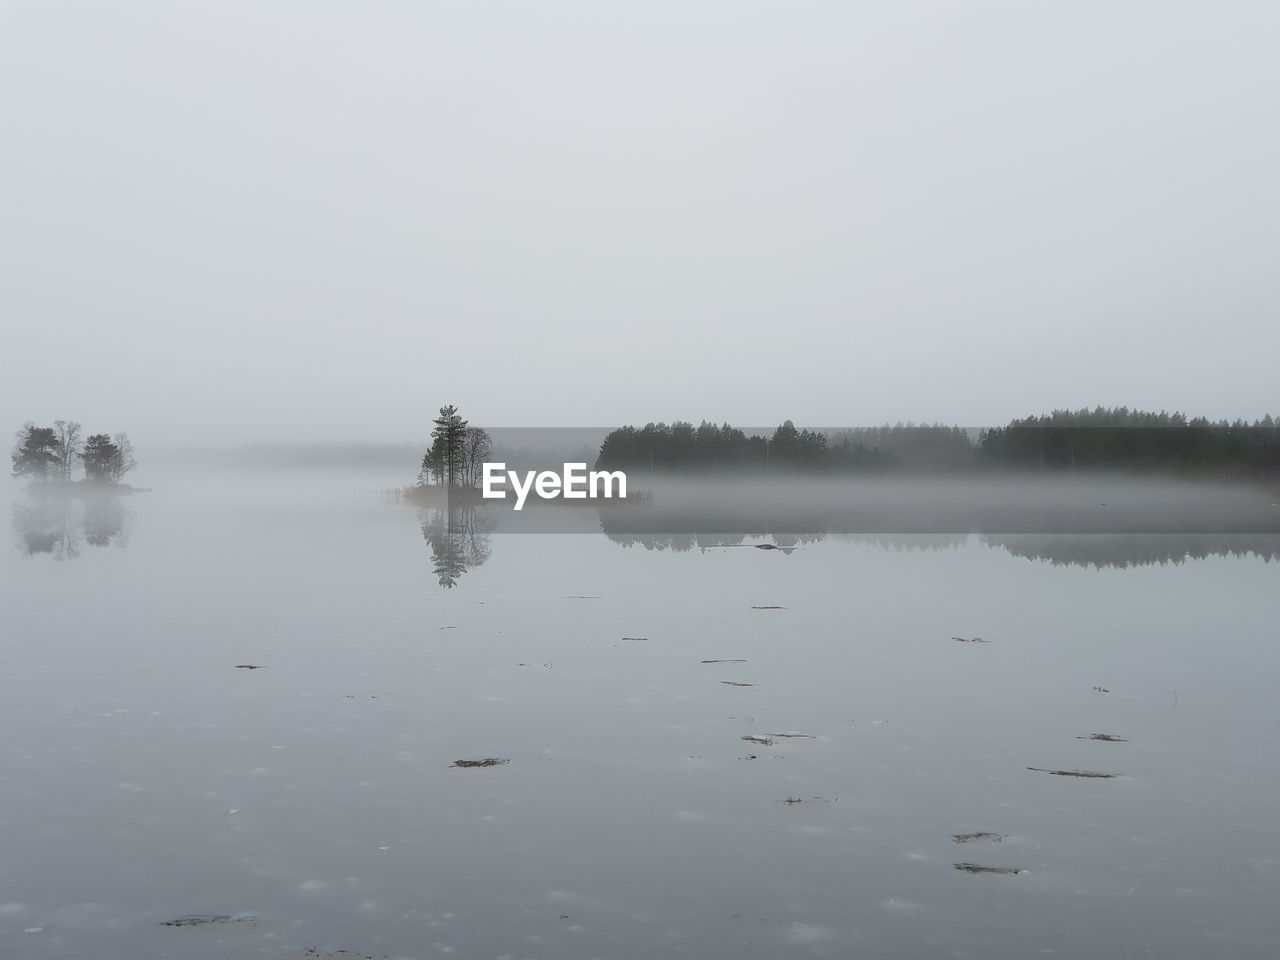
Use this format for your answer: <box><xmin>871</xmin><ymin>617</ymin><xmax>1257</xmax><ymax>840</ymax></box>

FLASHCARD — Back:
<box><xmin>81</xmin><ymin>434</ymin><xmax>120</xmax><ymax>483</ymax></box>
<box><xmin>428</xmin><ymin>405</ymin><xmax>468</xmax><ymax>487</ymax></box>
<box><xmin>11</xmin><ymin>424</ymin><xmax>61</xmax><ymax>481</ymax></box>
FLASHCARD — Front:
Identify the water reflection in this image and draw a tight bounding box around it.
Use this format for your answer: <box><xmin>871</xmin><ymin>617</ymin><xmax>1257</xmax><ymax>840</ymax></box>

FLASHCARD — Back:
<box><xmin>11</xmin><ymin>493</ymin><xmax>131</xmax><ymax>557</ymax></box>
<box><xmin>591</xmin><ymin>476</ymin><xmax>1280</xmax><ymax>535</ymax></box>
<box><xmin>602</xmin><ymin>529</ymin><xmax>1280</xmax><ymax>568</ymax></box>
<box><xmin>982</xmin><ymin>533</ymin><xmax>1280</xmax><ymax>568</ymax></box>
<box><xmin>606</xmin><ymin>532</ymin><xmax>825</xmax><ymax>553</ymax></box>
<box><xmin>418</xmin><ymin>504</ymin><xmax>494</xmax><ymax>587</ymax></box>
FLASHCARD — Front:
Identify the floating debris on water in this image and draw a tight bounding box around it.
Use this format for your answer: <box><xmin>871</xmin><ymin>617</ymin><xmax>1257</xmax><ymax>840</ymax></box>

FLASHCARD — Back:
<box><xmin>1026</xmin><ymin>766</ymin><xmax>1119</xmax><ymax>779</ymax></box>
<box><xmin>162</xmin><ymin>914</ymin><xmax>258</xmax><ymax>927</ymax></box>
<box><xmin>741</xmin><ymin>735</ymin><xmax>774</xmax><ymax>746</ymax></box>
<box><xmin>721</xmin><ymin>681</ymin><xmax>755</xmax><ymax>687</ymax></box>
<box><xmin>562</xmin><ymin>595</ymin><xmax>602</xmax><ymax>599</ymax></box>
<box><xmin>769</xmin><ymin>733</ymin><xmax>816</xmax><ymax>739</ymax></box>
<box><xmin>1077</xmin><ymin>733</ymin><xmax>1127</xmax><ymax>742</ymax></box>
<box><xmin>619</xmin><ymin>637</ymin><xmax>648</xmax><ymax>642</ymax></box>
<box><xmin>303</xmin><ymin>949</ymin><xmax>389</xmax><ymax>960</ymax></box>
<box><xmin>234</xmin><ymin>665</ymin><xmax>265</xmax><ymax>670</ymax></box>
<box><xmin>452</xmin><ymin>758</ymin><xmax>510</xmax><ymax>768</ymax></box>
<box><xmin>951</xmin><ymin>636</ymin><xmax>988</xmax><ymax>643</ymax></box>
<box><xmin>952</xmin><ymin>832</ymin><xmax>1005</xmax><ymax>844</ymax></box>
<box><xmin>1092</xmin><ymin>686</ymin><xmax>1111</xmax><ymax>693</ymax></box>
<box><xmin>752</xmin><ymin>544</ymin><xmax>795</xmax><ymax>553</ymax></box>
<box><xmin>780</xmin><ymin>796</ymin><xmax>835</xmax><ymax>805</ymax></box>
<box><xmin>751</xmin><ymin>606</ymin><xmax>786</xmax><ymax>610</ymax></box>
<box><xmin>954</xmin><ymin>863</ymin><xmax>1023</xmax><ymax>876</ymax></box>
<box><xmin>702</xmin><ymin>659</ymin><xmax>748</xmax><ymax>664</ymax></box>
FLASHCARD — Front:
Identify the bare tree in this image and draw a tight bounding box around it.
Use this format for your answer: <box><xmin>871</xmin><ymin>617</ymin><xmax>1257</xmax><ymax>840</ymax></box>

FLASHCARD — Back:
<box><xmin>53</xmin><ymin>420</ymin><xmax>82</xmax><ymax>481</ymax></box>
<box><xmin>111</xmin><ymin>432</ymin><xmax>137</xmax><ymax>482</ymax></box>
<box><xmin>460</xmin><ymin>426</ymin><xmax>492</xmax><ymax>488</ymax></box>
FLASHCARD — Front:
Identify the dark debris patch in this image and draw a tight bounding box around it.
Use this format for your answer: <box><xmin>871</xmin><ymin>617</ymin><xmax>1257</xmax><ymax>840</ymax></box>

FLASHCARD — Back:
<box><xmin>721</xmin><ymin>681</ymin><xmax>755</xmax><ymax>687</ymax></box>
<box><xmin>162</xmin><ymin>914</ymin><xmax>258</xmax><ymax>927</ymax></box>
<box><xmin>1092</xmin><ymin>686</ymin><xmax>1111</xmax><ymax>693</ymax></box>
<box><xmin>952</xmin><ymin>832</ymin><xmax>1005</xmax><ymax>844</ymax></box>
<box><xmin>741</xmin><ymin>735</ymin><xmax>774</xmax><ymax>746</ymax></box>
<box><xmin>951</xmin><ymin>636</ymin><xmax>989</xmax><ymax>643</ymax></box>
<box><xmin>1077</xmin><ymin>733</ymin><xmax>1127</xmax><ymax>742</ymax></box>
<box><xmin>303</xmin><ymin>949</ymin><xmax>390</xmax><ymax>960</ymax></box>
<box><xmin>451</xmin><ymin>758</ymin><xmax>510</xmax><ymax>768</ymax></box>
<box><xmin>234</xmin><ymin>665</ymin><xmax>265</xmax><ymax>670</ymax></box>
<box><xmin>750</xmin><ymin>606</ymin><xmax>787</xmax><ymax>610</ymax></box>
<box><xmin>954</xmin><ymin>863</ymin><xmax>1023</xmax><ymax>876</ymax></box>
<box><xmin>1026</xmin><ymin>766</ymin><xmax>1119</xmax><ymax>779</ymax></box>
<box><xmin>780</xmin><ymin>796</ymin><xmax>835</xmax><ymax>805</ymax></box>
<box><xmin>769</xmin><ymin>733</ymin><xmax>815</xmax><ymax>739</ymax></box>
<box><xmin>702</xmin><ymin>659</ymin><xmax>748</xmax><ymax>664</ymax></box>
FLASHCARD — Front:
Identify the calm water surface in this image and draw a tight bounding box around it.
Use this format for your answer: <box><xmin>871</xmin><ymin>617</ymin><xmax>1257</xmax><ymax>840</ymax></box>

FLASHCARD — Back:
<box><xmin>3</xmin><ymin>472</ymin><xmax>1278</xmax><ymax>959</ymax></box>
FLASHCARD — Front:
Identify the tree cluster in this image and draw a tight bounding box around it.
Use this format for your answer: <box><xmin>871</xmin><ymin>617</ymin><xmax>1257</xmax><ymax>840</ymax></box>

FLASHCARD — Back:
<box><xmin>417</xmin><ymin>405</ymin><xmax>492</xmax><ymax>487</ymax></box>
<box><xmin>979</xmin><ymin>408</ymin><xmax>1280</xmax><ymax>471</ymax></box>
<box><xmin>595</xmin><ymin>409</ymin><xmax>1279</xmax><ymax>475</ymax></box>
<box><xmin>11</xmin><ymin>421</ymin><xmax>137</xmax><ymax>484</ymax></box>
<box><xmin>594</xmin><ymin>420</ymin><xmax>970</xmax><ymax>472</ymax></box>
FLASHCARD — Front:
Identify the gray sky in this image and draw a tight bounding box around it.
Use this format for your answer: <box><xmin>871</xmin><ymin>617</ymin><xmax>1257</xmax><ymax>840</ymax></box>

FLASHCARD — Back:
<box><xmin>2</xmin><ymin>1</ymin><xmax>1277</xmax><ymax>444</ymax></box>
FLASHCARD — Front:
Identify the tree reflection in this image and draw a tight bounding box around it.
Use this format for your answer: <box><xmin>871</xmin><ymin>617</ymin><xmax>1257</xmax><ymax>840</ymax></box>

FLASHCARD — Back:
<box><xmin>604</xmin><ymin>532</ymin><xmax>825</xmax><ymax>553</ymax></box>
<box><xmin>981</xmin><ymin>533</ymin><xmax>1280</xmax><ymax>568</ymax></box>
<box><xmin>601</xmin><ymin>529</ymin><xmax>1280</xmax><ymax>568</ymax></box>
<box><xmin>12</xmin><ymin>493</ymin><xmax>130</xmax><ymax>558</ymax></box>
<box><xmin>419</xmin><ymin>504</ymin><xmax>494</xmax><ymax>587</ymax></box>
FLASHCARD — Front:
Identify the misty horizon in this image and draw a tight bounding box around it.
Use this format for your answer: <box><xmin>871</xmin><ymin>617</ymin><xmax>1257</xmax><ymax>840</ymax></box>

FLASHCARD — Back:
<box><xmin>4</xmin><ymin>3</ymin><xmax>1279</xmax><ymax>443</ymax></box>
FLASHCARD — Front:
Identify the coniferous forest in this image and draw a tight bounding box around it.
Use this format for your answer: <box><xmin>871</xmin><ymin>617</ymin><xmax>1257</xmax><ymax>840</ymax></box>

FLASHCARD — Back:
<box><xmin>594</xmin><ymin>408</ymin><xmax>1280</xmax><ymax>475</ymax></box>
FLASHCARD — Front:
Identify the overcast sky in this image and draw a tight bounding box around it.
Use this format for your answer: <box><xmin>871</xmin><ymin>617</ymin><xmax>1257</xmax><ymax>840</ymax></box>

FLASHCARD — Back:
<box><xmin>2</xmin><ymin>1</ymin><xmax>1277</xmax><ymax>443</ymax></box>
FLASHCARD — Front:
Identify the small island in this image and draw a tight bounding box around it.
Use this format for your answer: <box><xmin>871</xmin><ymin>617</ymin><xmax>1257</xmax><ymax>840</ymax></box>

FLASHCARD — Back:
<box><xmin>11</xmin><ymin>421</ymin><xmax>141</xmax><ymax>494</ymax></box>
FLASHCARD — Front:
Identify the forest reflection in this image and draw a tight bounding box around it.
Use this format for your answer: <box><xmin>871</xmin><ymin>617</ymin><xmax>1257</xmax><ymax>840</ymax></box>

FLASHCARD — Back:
<box><xmin>419</xmin><ymin>504</ymin><xmax>494</xmax><ymax>587</ymax></box>
<box><xmin>601</xmin><ymin>531</ymin><xmax>1280</xmax><ymax>569</ymax></box>
<box><xmin>11</xmin><ymin>494</ymin><xmax>131</xmax><ymax>558</ymax></box>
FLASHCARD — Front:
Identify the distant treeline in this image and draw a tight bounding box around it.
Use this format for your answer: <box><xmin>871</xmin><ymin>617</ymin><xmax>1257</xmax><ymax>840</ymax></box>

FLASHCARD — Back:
<box><xmin>596</xmin><ymin>420</ymin><xmax>974</xmax><ymax>472</ymax></box>
<box><xmin>594</xmin><ymin>408</ymin><xmax>1280</xmax><ymax>474</ymax></box>
<box><xmin>979</xmin><ymin>409</ymin><xmax>1280</xmax><ymax>471</ymax></box>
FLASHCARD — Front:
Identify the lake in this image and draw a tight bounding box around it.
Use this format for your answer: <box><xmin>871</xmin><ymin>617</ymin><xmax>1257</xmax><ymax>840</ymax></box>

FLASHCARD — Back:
<box><xmin>3</xmin><ymin>469</ymin><xmax>1279</xmax><ymax>959</ymax></box>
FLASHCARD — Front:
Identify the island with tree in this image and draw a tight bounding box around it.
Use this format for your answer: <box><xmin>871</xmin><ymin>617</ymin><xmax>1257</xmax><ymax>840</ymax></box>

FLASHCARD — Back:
<box><xmin>405</xmin><ymin>405</ymin><xmax>493</xmax><ymax>504</ymax></box>
<box><xmin>11</xmin><ymin>421</ymin><xmax>140</xmax><ymax>493</ymax></box>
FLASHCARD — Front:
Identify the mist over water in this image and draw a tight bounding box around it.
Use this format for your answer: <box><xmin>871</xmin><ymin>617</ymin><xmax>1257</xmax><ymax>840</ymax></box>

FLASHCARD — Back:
<box><xmin>6</xmin><ymin>0</ymin><xmax>1280</xmax><ymax>952</ymax></box>
<box><xmin>4</xmin><ymin>464</ymin><xmax>1278</xmax><ymax>958</ymax></box>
